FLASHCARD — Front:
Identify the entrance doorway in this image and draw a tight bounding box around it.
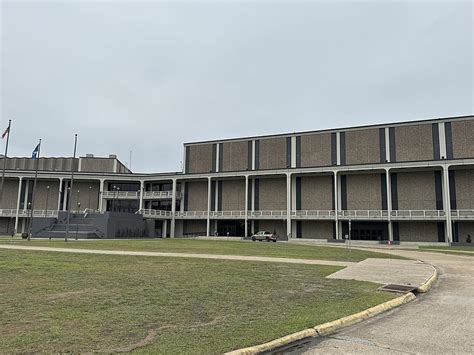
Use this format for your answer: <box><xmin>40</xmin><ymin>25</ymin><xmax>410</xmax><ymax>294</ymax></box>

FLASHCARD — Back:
<box><xmin>342</xmin><ymin>221</ymin><xmax>388</xmax><ymax>241</ymax></box>
<box><xmin>216</xmin><ymin>220</ymin><xmax>244</xmax><ymax>237</ymax></box>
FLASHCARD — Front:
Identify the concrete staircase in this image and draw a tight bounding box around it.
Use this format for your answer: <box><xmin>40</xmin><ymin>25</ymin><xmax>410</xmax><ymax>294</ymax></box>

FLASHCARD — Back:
<box><xmin>34</xmin><ymin>213</ymin><xmax>105</xmax><ymax>239</ymax></box>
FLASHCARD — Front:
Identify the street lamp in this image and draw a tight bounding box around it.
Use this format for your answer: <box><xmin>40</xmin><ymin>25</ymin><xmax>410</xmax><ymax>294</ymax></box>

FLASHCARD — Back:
<box><xmin>88</xmin><ymin>186</ymin><xmax>92</xmax><ymax>210</ymax></box>
<box><xmin>113</xmin><ymin>185</ymin><xmax>120</xmax><ymax>212</ymax></box>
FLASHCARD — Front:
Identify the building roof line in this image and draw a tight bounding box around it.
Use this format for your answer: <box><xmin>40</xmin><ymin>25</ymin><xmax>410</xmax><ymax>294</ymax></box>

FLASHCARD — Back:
<box><xmin>183</xmin><ymin>114</ymin><xmax>473</xmax><ymax>146</ymax></box>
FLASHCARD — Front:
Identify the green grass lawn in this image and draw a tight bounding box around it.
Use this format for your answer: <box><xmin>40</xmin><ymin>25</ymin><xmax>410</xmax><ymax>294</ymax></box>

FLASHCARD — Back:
<box><xmin>419</xmin><ymin>245</ymin><xmax>474</xmax><ymax>256</ymax></box>
<box><xmin>0</xmin><ymin>249</ymin><xmax>396</xmax><ymax>354</ymax></box>
<box><xmin>0</xmin><ymin>238</ymin><xmax>402</xmax><ymax>262</ymax></box>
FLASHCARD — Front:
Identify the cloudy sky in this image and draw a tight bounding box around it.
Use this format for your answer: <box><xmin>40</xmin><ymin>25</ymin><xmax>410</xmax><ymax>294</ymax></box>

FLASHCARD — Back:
<box><xmin>1</xmin><ymin>0</ymin><xmax>472</xmax><ymax>172</ymax></box>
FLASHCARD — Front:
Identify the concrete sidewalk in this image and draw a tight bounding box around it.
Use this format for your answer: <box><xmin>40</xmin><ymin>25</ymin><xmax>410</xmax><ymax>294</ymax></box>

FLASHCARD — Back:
<box><xmin>326</xmin><ymin>258</ymin><xmax>435</xmax><ymax>289</ymax></box>
<box><xmin>0</xmin><ymin>244</ymin><xmax>354</xmax><ymax>267</ymax></box>
<box><xmin>296</xmin><ymin>249</ymin><xmax>474</xmax><ymax>354</ymax></box>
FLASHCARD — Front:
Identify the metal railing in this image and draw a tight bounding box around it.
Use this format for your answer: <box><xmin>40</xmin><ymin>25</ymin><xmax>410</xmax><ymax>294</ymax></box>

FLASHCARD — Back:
<box><xmin>338</xmin><ymin>210</ymin><xmax>389</xmax><ymax>219</ymax></box>
<box><xmin>143</xmin><ymin>191</ymin><xmax>174</xmax><ymax>199</ymax></box>
<box><xmin>102</xmin><ymin>191</ymin><xmax>182</xmax><ymax>199</ymax></box>
<box><xmin>139</xmin><ymin>209</ymin><xmax>173</xmax><ymax>218</ymax></box>
<box><xmin>0</xmin><ymin>209</ymin><xmax>59</xmax><ymax>218</ymax></box>
<box><xmin>291</xmin><ymin>210</ymin><xmax>336</xmax><ymax>219</ymax></box>
<box><xmin>450</xmin><ymin>209</ymin><xmax>474</xmax><ymax>220</ymax></box>
<box><xmin>248</xmin><ymin>210</ymin><xmax>288</xmax><ymax>219</ymax></box>
<box><xmin>102</xmin><ymin>191</ymin><xmax>140</xmax><ymax>198</ymax></box>
<box><xmin>210</xmin><ymin>211</ymin><xmax>247</xmax><ymax>218</ymax></box>
<box><xmin>390</xmin><ymin>210</ymin><xmax>445</xmax><ymax>219</ymax></box>
<box><xmin>175</xmin><ymin>211</ymin><xmax>209</xmax><ymax>218</ymax></box>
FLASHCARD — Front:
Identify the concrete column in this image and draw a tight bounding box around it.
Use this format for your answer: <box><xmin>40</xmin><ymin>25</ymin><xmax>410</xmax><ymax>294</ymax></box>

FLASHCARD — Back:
<box><xmin>386</xmin><ymin>168</ymin><xmax>393</xmax><ymax>241</ymax></box>
<box><xmin>206</xmin><ymin>177</ymin><xmax>211</xmax><ymax>237</ymax></box>
<box><xmin>438</xmin><ymin>122</ymin><xmax>447</xmax><ymax>159</ymax></box>
<box><xmin>334</xmin><ymin>171</ymin><xmax>339</xmax><ymax>239</ymax></box>
<box><xmin>57</xmin><ymin>178</ymin><xmax>63</xmax><ymax>211</ymax></box>
<box><xmin>23</xmin><ymin>179</ymin><xmax>29</xmax><ymax>212</ymax></box>
<box><xmin>14</xmin><ymin>177</ymin><xmax>22</xmax><ymax>234</ymax></box>
<box><xmin>336</xmin><ymin>132</ymin><xmax>341</xmax><ymax>165</ymax></box>
<box><xmin>98</xmin><ymin>179</ymin><xmax>105</xmax><ymax>212</ymax></box>
<box><xmin>385</xmin><ymin>128</ymin><xmax>390</xmax><ymax>162</ymax></box>
<box><xmin>251</xmin><ymin>140</ymin><xmax>256</xmax><ymax>170</ymax></box>
<box><xmin>162</xmin><ymin>219</ymin><xmax>167</xmax><ymax>238</ymax></box>
<box><xmin>139</xmin><ymin>180</ymin><xmax>144</xmax><ymax>211</ymax></box>
<box><xmin>170</xmin><ymin>179</ymin><xmax>177</xmax><ymax>238</ymax></box>
<box><xmin>291</xmin><ymin>136</ymin><xmax>297</xmax><ymax>168</ymax></box>
<box><xmin>442</xmin><ymin>165</ymin><xmax>452</xmax><ymax>243</ymax></box>
<box><xmin>244</xmin><ymin>175</ymin><xmax>248</xmax><ymax>237</ymax></box>
<box><xmin>286</xmin><ymin>173</ymin><xmax>291</xmax><ymax>238</ymax></box>
<box><xmin>216</xmin><ymin>144</ymin><xmax>219</xmax><ymax>172</ymax></box>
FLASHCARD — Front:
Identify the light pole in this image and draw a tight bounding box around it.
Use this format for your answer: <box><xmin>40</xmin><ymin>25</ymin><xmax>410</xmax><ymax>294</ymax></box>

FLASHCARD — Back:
<box><xmin>348</xmin><ymin>219</ymin><xmax>352</xmax><ymax>262</ymax></box>
<box><xmin>76</xmin><ymin>189</ymin><xmax>80</xmax><ymax>213</ymax></box>
<box><xmin>45</xmin><ymin>185</ymin><xmax>50</xmax><ymax>212</ymax></box>
<box><xmin>27</xmin><ymin>201</ymin><xmax>32</xmax><ymax>241</ymax></box>
<box><xmin>75</xmin><ymin>202</ymin><xmax>81</xmax><ymax>240</ymax></box>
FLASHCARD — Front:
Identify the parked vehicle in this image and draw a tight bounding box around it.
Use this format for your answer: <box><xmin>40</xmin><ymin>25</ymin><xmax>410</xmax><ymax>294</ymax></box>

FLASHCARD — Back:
<box><xmin>251</xmin><ymin>230</ymin><xmax>277</xmax><ymax>242</ymax></box>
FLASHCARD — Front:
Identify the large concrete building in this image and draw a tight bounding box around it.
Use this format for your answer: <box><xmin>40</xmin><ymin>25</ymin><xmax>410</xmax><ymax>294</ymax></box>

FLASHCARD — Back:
<box><xmin>1</xmin><ymin>115</ymin><xmax>473</xmax><ymax>244</ymax></box>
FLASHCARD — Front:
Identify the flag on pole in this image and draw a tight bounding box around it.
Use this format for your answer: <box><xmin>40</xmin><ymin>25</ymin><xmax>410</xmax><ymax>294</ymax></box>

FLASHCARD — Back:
<box><xmin>1</xmin><ymin>126</ymin><xmax>9</xmax><ymax>139</ymax></box>
<box><xmin>32</xmin><ymin>143</ymin><xmax>40</xmax><ymax>159</ymax></box>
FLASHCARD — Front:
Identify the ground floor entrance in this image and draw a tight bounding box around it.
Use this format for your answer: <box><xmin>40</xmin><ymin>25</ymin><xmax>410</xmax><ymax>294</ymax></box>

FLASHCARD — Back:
<box><xmin>216</xmin><ymin>220</ymin><xmax>245</xmax><ymax>237</ymax></box>
<box><xmin>342</xmin><ymin>221</ymin><xmax>388</xmax><ymax>241</ymax></box>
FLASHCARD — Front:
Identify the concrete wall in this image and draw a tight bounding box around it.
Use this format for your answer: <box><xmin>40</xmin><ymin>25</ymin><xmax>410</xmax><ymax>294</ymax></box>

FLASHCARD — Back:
<box><xmin>395</xmin><ymin>124</ymin><xmax>433</xmax><ymax>162</ymax></box>
<box><xmin>346</xmin><ymin>173</ymin><xmax>382</xmax><ymax>210</ymax></box>
<box><xmin>300</xmin><ymin>175</ymin><xmax>333</xmax><ymax>210</ymax></box>
<box><xmin>258</xmin><ymin>137</ymin><xmax>287</xmax><ymax>170</ymax></box>
<box><xmin>345</xmin><ymin>128</ymin><xmax>380</xmax><ymax>165</ymax></box>
<box><xmin>187</xmin><ymin>144</ymin><xmax>213</xmax><ymax>174</ymax></box>
<box><xmin>183</xmin><ymin>220</ymin><xmax>207</xmax><ymax>235</ymax></box>
<box><xmin>454</xmin><ymin>169</ymin><xmax>474</xmax><ymax>209</ymax></box>
<box><xmin>186</xmin><ymin>181</ymin><xmax>208</xmax><ymax>211</ymax></box>
<box><xmin>80</xmin><ymin>158</ymin><xmax>115</xmax><ymax>173</ymax></box>
<box><xmin>452</xmin><ymin>119</ymin><xmax>474</xmax><ymax>159</ymax></box>
<box><xmin>0</xmin><ymin>217</ymin><xmax>15</xmax><ymax>234</ymax></box>
<box><xmin>258</xmin><ymin>177</ymin><xmax>286</xmax><ymax>210</ymax></box>
<box><xmin>397</xmin><ymin>172</ymin><xmax>436</xmax><ymax>210</ymax></box>
<box><xmin>221</xmin><ymin>179</ymin><xmax>245</xmax><ymax>211</ymax></box>
<box><xmin>300</xmin><ymin>133</ymin><xmax>332</xmax><ymax>167</ymax></box>
<box><xmin>0</xmin><ymin>178</ymin><xmax>20</xmax><ymax>209</ymax></box>
<box><xmin>221</xmin><ymin>141</ymin><xmax>249</xmax><ymax>172</ymax></box>
<box><xmin>398</xmin><ymin>222</ymin><xmax>438</xmax><ymax>242</ymax></box>
<box><xmin>258</xmin><ymin>220</ymin><xmax>287</xmax><ymax>240</ymax></box>
<box><xmin>68</xmin><ymin>181</ymin><xmax>100</xmax><ymax>211</ymax></box>
<box><xmin>301</xmin><ymin>221</ymin><xmax>332</xmax><ymax>239</ymax></box>
<box><xmin>32</xmin><ymin>180</ymin><xmax>60</xmax><ymax>210</ymax></box>
<box><xmin>457</xmin><ymin>222</ymin><xmax>474</xmax><ymax>243</ymax></box>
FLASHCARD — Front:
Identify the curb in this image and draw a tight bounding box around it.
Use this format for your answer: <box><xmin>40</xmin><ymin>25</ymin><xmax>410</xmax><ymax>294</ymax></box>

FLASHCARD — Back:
<box><xmin>416</xmin><ymin>263</ymin><xmax>438</xmax><ymax>293</ymax></box>
<box><xmin>226</xmin><ymin>292</ymin><xmax>416</xmax><ymax>355</ymax></box>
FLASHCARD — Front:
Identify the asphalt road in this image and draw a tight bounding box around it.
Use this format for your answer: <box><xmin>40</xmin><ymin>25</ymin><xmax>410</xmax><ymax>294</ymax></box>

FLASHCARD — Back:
<box><xmin>285</xmin><ymin>249</ymin><xmax>474</xmax><ymax>354</ymax></box>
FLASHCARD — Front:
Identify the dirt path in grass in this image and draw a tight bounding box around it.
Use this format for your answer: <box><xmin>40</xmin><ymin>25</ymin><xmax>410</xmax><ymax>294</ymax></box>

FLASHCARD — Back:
<box><xmin>0</xmin><ymin>244</ymin><xmax>354</xmax><ymax>267</ymax></box>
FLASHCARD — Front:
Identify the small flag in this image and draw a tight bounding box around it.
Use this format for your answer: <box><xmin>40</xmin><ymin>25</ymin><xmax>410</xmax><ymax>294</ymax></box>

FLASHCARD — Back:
<box><xmin>32</xmin><ymin>143</ymin><xmax>40</xmax><ymax>159</ymax></box>
<box><xmin>1</xmin><ymin>126</ymin><xmax>9</xmax><ymax>139</ymax></box>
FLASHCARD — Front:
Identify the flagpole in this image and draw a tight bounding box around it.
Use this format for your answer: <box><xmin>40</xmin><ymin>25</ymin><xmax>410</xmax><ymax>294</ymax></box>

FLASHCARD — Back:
<box><xmin>65</xmin><ymin>134</ymin><xmax>78</xmax><ymax>242</ymax></box>
<box><xmin>28</xmin><ymin>138</ymin><xmax>41</xmax><ymax>241</ymax></box>
<box><xmin>0</xmin><ymin>119</ymin><xmax>11</xmax><ymax>205</ymax></box>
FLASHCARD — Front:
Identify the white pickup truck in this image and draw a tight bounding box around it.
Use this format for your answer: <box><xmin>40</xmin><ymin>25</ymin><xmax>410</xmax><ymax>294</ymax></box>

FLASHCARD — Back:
<box><xmin>251</xmin><ymin>231</ymin><xmax>277</xmax><ymax>242</ymax></box>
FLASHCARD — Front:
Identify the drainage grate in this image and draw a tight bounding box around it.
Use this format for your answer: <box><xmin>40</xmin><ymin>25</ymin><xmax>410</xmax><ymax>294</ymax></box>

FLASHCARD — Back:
<box><xmin>378</xmin><ymin>284</ymin><xmax>417</xmax><ymax>293</ymax></box>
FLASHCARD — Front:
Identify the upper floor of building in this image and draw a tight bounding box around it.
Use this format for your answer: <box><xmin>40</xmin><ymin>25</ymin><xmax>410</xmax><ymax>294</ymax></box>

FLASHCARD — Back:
<box><xmin>183</xmin><ymin>115</ymin><xmax>474</xmax><ymax>174</ymax></box>
<box><xmin>0</xmin><ymin>154</ymin><xmax>131</xmax><ymax>174</ymax></box>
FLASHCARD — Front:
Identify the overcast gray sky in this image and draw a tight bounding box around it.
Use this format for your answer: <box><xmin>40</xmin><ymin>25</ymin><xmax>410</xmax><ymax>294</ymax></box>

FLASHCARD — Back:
<box><xmin>1</xmin><ymin>0</ymin><xmax>473</xmax><ymax>172</ymax></box>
